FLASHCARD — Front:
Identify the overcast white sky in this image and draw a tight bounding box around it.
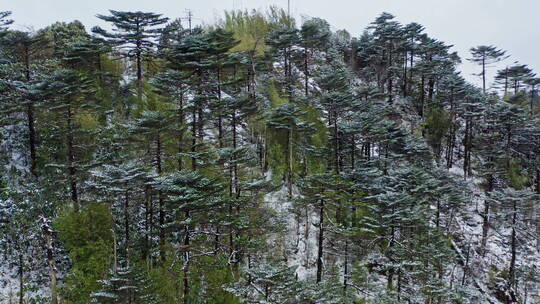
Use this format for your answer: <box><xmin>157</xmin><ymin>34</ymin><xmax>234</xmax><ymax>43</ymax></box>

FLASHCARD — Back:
<box><xmin>5</xmin><ymin>0</ymin><xmax>540</xmax><ymax>88</ymax></box>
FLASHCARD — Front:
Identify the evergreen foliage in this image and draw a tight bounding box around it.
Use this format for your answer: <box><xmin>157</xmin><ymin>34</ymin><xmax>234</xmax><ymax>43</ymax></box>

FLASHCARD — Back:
<box><xmin>0</xmin><ymin>7</ymin><xmax>539</xmax><ymax>304</ymax></box>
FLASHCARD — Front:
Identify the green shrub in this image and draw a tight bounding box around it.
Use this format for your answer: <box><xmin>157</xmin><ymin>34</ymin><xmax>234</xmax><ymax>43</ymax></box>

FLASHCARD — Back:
<box><xmin>54</xmin><ymin>203</ymin><xmax>114</xmax><ymax>303</ymax></box>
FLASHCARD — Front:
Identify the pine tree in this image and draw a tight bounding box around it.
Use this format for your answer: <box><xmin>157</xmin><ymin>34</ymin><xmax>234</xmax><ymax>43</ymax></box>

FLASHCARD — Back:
<box><xmin>92</xmin><ymin>265</ymin><xmax>140</xmax><ymax>303</ymax></box>
<box><xmin>0</xmin><ymin>30</ymin><xmax>46</xmax><ymax>176</ymax></box>
<box><xmin>495</xmin><ymin>64</ymin><xmax>535</xmax><ymax>96</ymax></box>
<box><xmin>162</xmin><ymin>28</ymin><xmax>220</xmax><ymax>169</ymax></box>
<box><xmin>368</xmin><ymin>12</ymin><xmax>403</xmax><ymax>103</ymax></box>
<box><xmin>402</xmin><ymin>22</ymin><xmax>425</xmax><ymax>96</ymax></box>
<box><xmin>524</xmin><ymin>77</ymin><xmax>540</xmax><ymax>113</ymax></box>
<box><xmin>92</xmin><ymin>10</ymin><xmax>168</xmax><ymax>93</ymax></box>
<box><xmin>468</xmin><ymin>45</ymin><xmax>508</xmax><ymax>93</ymax></box>
<box><xmin>129</xmin><ymin>111</ymin><xmax>173</xmax><ymax>261</ymax></box>
<box><xmin>2</xmin><ymin>8</ymin><xmax>540</xmax><ymax>303</ymax></box>
<box><xmin>0</xmin><ymin>11</ymin><xmax>13</xmax><ymax>32</ymax></box>
<box><xmin>299</xmin><ymin>18</ymin><xmax>331</xmax><ymax>96</ymax></box>
<box><xmin>266</xmin><ymin>26</ymin><xmax>299</xmax><ymax>96</ymax></box>
<box><xmin>266</xmin><ymin>103</ymin><xmax>314</xmax><ymax>196</ymax></box>
<box><xmin>156</xmin><ymin>170</ymin><xmax>226</xmax><ymax>304</ymax></box>
<box><xmin>38</xmin><ymin>69</ymin><xmax>96</xmax><ymax>211</ymax></box>
<box><xmin>488</xmin><ymin>188</ymin><xmax>537</xmax><ymax>302</ymax></box>
<box><xmin>90</xmin><ymin>162</ymin><xmax>146</xmax><ymax>263</ymax></box>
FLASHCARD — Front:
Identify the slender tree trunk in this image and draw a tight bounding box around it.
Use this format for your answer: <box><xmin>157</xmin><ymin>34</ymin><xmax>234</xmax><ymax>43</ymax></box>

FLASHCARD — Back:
<box><xmin>156</xmin><ymin>134</ymin><xmax>165</xmax><ymax>262</ymax></box>
<box><xmin>19</xmin><ymin>251</ymin><xmax>24</xmax><ymax>304</ymax></box>
<box><xmin>144</xmin><ymin>185</ymin><xmax>151</xmax><ymax>264</ymax></box>
<box><xmin>351</xmin><ymin>135</ymin><xmax>355</xmax><ymax>170</ymax></box>
<box><xmin>148</xmin><ymin>192</ymin><xmax>154</xmax><ymax>268</ymax></box>
<box><xmin>316</xmin><ymin>199</ymin><xmax>324</xmax><ymax>283</ymax></box>
<box><xmin>333</xmin><ymin>113</ymin><xmax>340</xmax><ymax>174</ymax></box>
<box><xmin>420</xmin><ymin>75</ymin><xmax>425</xmax><ymax>118</ymax></box>
<box><xmin>482</xmin><ymin>57</ymin><xmax>486</xmax><ymax>94</ymax></box>
<box><xmin>23</xmin><ymin>50</ymin><xmax>37</xmax><ymax>177</ymax></box>
<box><xmin>124</xmin><ymin>189</ymin><xmax>130</xmax><ymax>261</ymax></box>
<box><xmin>387</xmin><ymin>46</ymin><xmax>393</xmax><ymax>104</ymax></box>
<box><xmin>436</xmin><ymin>200</ymin><xmax>440</xmax><ymax>228</ymax></box>
<box><xmin>191</xmin><ymin>104</ymin><xmax>197</xmax><ymax>170</ymax></box>
<box><xmin>403</xmin><ymin>52</ymin><xmax>408</xmax><ymax>97</ymax></box>
<box><xmin>229</xmin><ymin>109</ymin><xmax>239</xmax><ymax>260</ymax></box>
<box><xmin>463</xmin><ymin>118</ymin><xmax>472</xmax><ymax>178</ymax></box>
<box><xmin>446</xmin><ymin>91</ymin><xmax>455</xmax><ymax>168</ymax></box>
<box><xmin>387</xmin><ymin>218</ymin><xmax>395</xmax><ymax>290</ymax></box>
<box><xmin>447</xmin><ymin>124</ymin><xmax>455</xmax><ymax>169</ymax></box>
<box><xmin>136</xmin><ymin>43</ymin><xmax>142</xmax><ymax>100</ymax></box>
<box><xmin>304</xmin><ymin>46</ymin><xmax>309</xmax><ymax>96</ymax></box>
<box><xmin>67</xmin><ymin>103</ymin><xmax>79</xmax><ymax>212</ymax></box>
<box><xmin>232</xmin><ymin>110</ymin><xmax>239</xmax><ymax>196</ymax></box>
<box><xmin>408</xmin><ymin>50</ymin><xmax>414</xmax><ymax>94</ymax></box>
<box><xmin>508</xmin><ymin>200</ymin><xmax>517</xmax><ymax>292</ymax></box>
<box><xmin>43</xmin><ymin>221</ymin><xmax>58</xmax><ymax>304</ymax></box>
<box><xmin>198</xmin><ymin>105</ymin><xmax>204</xmax><ymax>141</ymax></box>
<box><xmin>481</xmin><ymin>174</ymin><xmax>493</xmax><ymax>255</ymax></box>
<box><xmin>27</xmin><ymin>104</ymin><xmax>37</xmax><ymax>176</ymax></box>
<box><xmin>217</xmin><ymin>66</ymin><xmax>223</xmax><ymax>148</ymax></box>
<box><xmin>530</xmin><ymin>84</ymin><xmax>535</xmax><ymax>114</ymax></box>
<box><xmin>288</xmin><ymin>128</ymin><xmax>293</xmax><ymax>197</ymax></box>
<box><xmin>183</xmin><ymin>211</ymin><xmax>190</xmax><ymax>304</ymax></box>
<box><xmin>504</xmin><ymin>68</ymin><xmax>508</xmax><ymax>96</ymax></box>
<box><xmin>178</xmin><ymin>91</ymin><xmax>184</xmax><ymax>171</ymax></box>
<box><xmin>343</xmin><ymin>238</ymin><xmax>348</xmax><ymax>291</ymax></box>
<box><xmin>536</xmin><ymin>168</ymin><xmax>540</xmax><ymax>250</ymax></box>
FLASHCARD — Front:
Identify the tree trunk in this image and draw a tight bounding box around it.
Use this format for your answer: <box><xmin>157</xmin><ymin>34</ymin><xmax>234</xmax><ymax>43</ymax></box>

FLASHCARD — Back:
<box><xmin>333</xmin><ymin>112</ymin><xmax>340</xmax><ymax>174</ymax></box>
<box><xmin>124</xmin><ymin>189</ymin><xmax>130</xmax><ymax>262</ymax></box>
<box><xmin>178</xmin><ymin>91</ymin><xmax>184</xmax><ymax>171</ymax></box>
<box><xmin>343</xmin><ymin>238</ymin><xmax>348</xmax><ymax>291</ymax></box>
<box><xmin>27</xmin><ymin>104</ymin><xmax>37</xmax><ymax>177</ymax></box>
<box><xmin>156</xmin><ymin>134</ymin><xmax>165</xmax><ymax>262</ymax></box>
<box><xmin>536</xmin><ymin>168</ymin><xmax>540</xmax><ymax>250</ymax></box>
<box><xmin>67</xmin><ymin>103</ymin><xmax>79</xmax><ymax>212</ymax></box>
<box><xmin>135</xmin><ymin>43</ymin><xmax>142</xmax><ymax>100</ymax></box>
<box><xmin>408</xmin><ymin>50</ymin><xmax>414</xmax><ymax>94</ymax></box>
<box><xmin>508</xmin><ymin>200</ymin><xmax>517</xmax><ymax>291</ymax></box>
<box><xmin>304</xmin><ymin>46</ymin><xmax>309</xmax><ymax>96</ymax></box>
<box><xmin>481</xmin><ymin>175</ymin><xmax>493</xmax><ymax>255</ymax></box>
<box><xmin>144</xmin><ymin>185</ymin><xmax>151</xmax><ymax>264</ymax></box>
<box><xmin>19</xmin><ymin>252</ymin><xmax>24</xmax><ymax>304</ymax></box>
<box><xmin>387</xmin><ymin>46</ymin><xmax>393</xmax><ymax>104</ymax></box>
<box><xmin>482</xmin><ymin>57</ymin><xmax>486</xmax><ymax>94</ymax></box>
<box><xmin>43</xmin><ymin>221</ymin><xmax>58</xmax><ymax>304</ymax></box>
<box><xmin>217</xmin><ymin>66</ymin><xmax>223</xmax><ymax>148</ymax></box>
<box><xmin>504</xmin><ymin>68</ymin><xmax>508</xmax><ymax>96</ymax></box>
<box><xmin>288</xmin><ymin>128</ymin><xmax>293</xmax><ymax>197</ymax></box>
<box><xmin>403</xmin><ymin>52</ymin><xmax>408</xmax><ymax>97</ymax></box>
<box><xmin>420</xmin><ymin>75</ymin><xmax>425</xmax><ymax>118</ymax></box>
<box><xmin>530</xmin><ymin>84</ymin><xmax>535</xmax><ymax>115</ymax></box>
<box><xmin>23</xmin><ymin>50</ymin><xmax>38</xmax><ymax>177</ymax></box>
<box><xmin>316</xmin><ymin>199</ymin><xmax>324</xmax><ymax>283</ymax></box>
<box><xmin>183</xmin><ymin>211</ymin><xmax>190</xmax><ymax>304</ymax></box>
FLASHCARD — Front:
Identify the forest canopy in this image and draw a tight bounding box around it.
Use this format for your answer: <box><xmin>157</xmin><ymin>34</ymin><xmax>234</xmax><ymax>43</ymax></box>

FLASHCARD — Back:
<box><xmin>0</xmin><ymin>6</ymin><xmax>539</xmax><ymax>304</ymax></box>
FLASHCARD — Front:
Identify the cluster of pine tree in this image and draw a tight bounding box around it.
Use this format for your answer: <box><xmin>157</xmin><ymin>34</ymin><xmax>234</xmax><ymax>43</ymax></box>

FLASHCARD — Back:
<box><xmin>0</xmin><ymin>7</ymin><xmax>539</xmax><ymax>304</ymax></box>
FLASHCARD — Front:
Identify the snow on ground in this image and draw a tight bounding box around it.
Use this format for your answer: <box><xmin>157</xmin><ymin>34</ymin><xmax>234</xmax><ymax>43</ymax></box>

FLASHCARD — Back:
<box><xmin>0</xmin><ymin>264</ymin><xmax>50</xmax><ymax>303</ymax></box>
<box><xmin>447</xmin><ymin>163</ymin><xmax>540</xmax><ymax>303</ymax></box>
<box><xmin>264</xmin><ymin>184</ymin><xmax>319</xmax><ymax>280</ymax></box>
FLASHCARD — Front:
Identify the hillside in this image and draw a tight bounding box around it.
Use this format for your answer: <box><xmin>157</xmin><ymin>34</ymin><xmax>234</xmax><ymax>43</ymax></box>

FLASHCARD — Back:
<box><xmin>0</xmin><ymin>8</ymin><xmax>539</xmax><ymax>304</ymax></box>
